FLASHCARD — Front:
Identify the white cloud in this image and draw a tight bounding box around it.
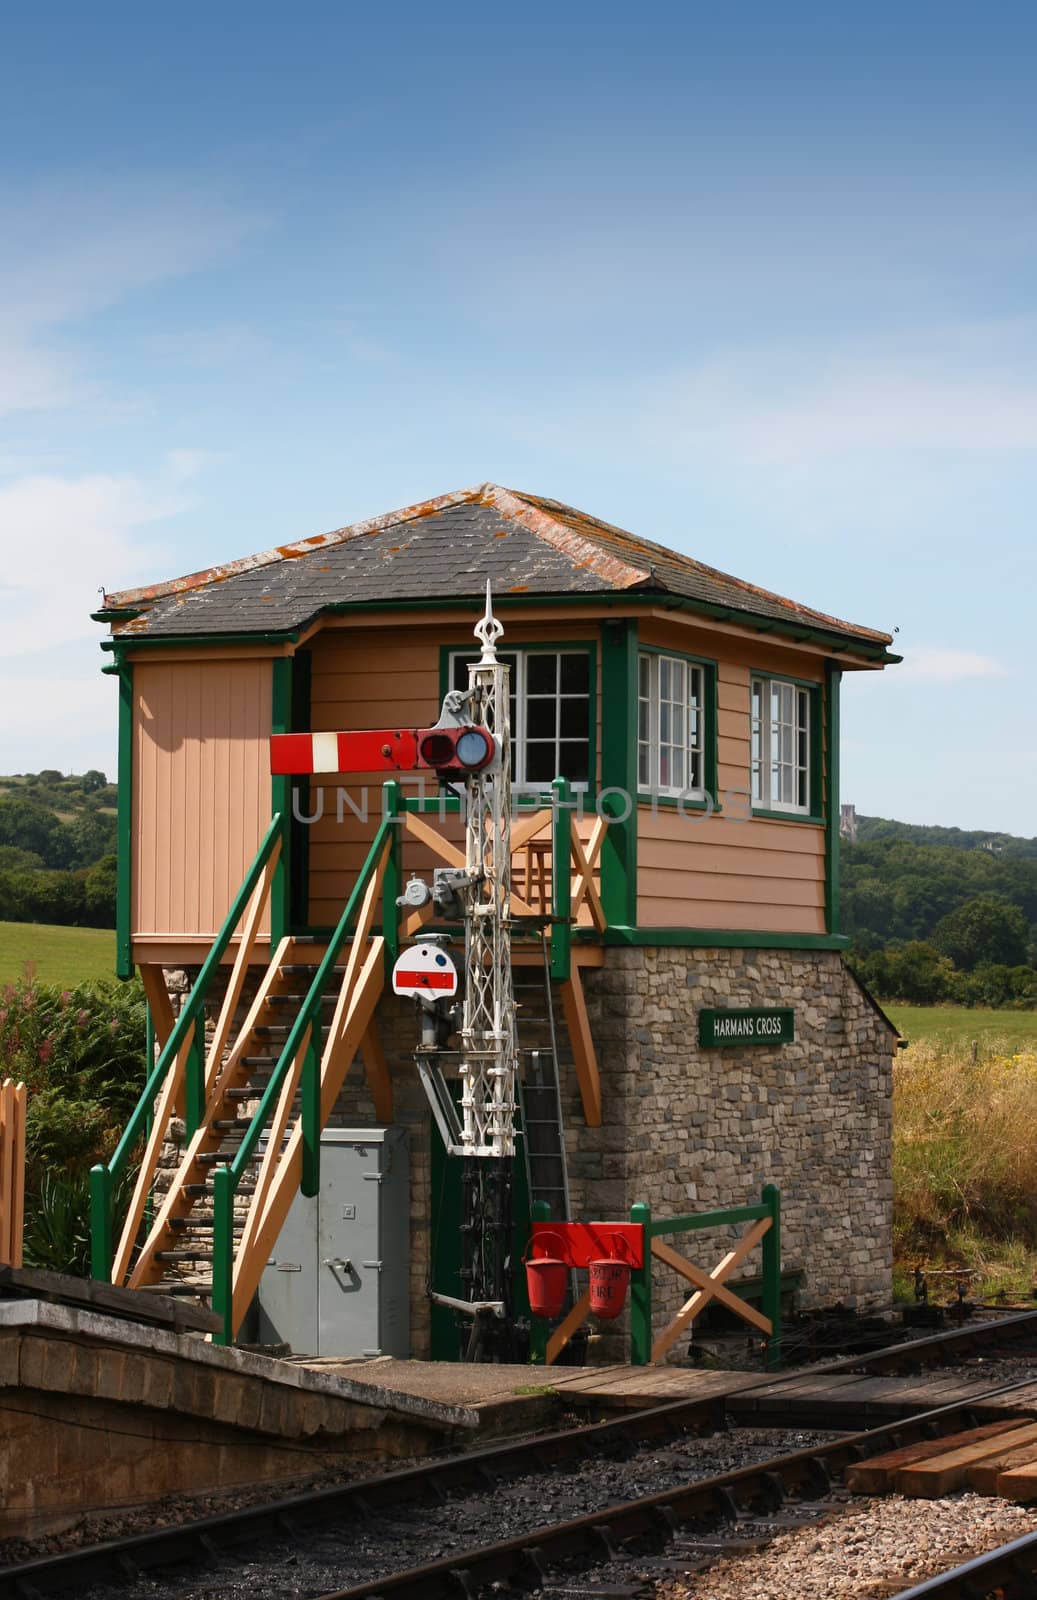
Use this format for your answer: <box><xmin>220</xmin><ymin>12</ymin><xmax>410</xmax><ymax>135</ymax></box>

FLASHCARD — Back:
<box><xmin>894</xmin><ymin>647</ymin><xmax>1010</xmax><ymax>684</ymax></box>
<box><xmin>0</xmin><ymin>453</ymin><xmax>202</xmax><ymax>659</ymax></box>
<box><xmin>0</xmin><ymin>452</ymin><xmax>211</xmax><ymax>771</ymax></box>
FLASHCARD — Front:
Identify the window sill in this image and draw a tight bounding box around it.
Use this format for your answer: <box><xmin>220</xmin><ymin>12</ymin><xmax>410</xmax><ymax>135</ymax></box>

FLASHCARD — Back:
<box><xmin>637</xmin><ymin>792</ymin><xmax>718</xmax><ymax>813</ymax></box>
<box><xmin>750</xmin><ymin>807</ymin><xmax>824</xmax><ymax>825</ymax></box>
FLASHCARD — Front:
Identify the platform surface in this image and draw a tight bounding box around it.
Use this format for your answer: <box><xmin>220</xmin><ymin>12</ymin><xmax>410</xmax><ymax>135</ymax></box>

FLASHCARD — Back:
<box><xmin>296</xmin><ymin>1354</ymin><xmax>1037</xmax><ymax>1431</ymax></box>
<box><xmin>298</xmin><ymin>1356</ymin><xmax>774</xmax><ymax>1420</ymax></box>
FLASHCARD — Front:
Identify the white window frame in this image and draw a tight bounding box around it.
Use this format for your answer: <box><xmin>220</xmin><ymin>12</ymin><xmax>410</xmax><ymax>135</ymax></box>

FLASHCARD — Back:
<box><xmin>751</xmin><ymin>675</ymin><xmax>812</xmax><ymax>814</ymax></box>
<box><xmin>448</xmin><ymin>648</ymin><xmax>591</xmax><ymax>792</ymax></box>
<box><xmin>637</xmin><ymin>651</ymin><xmax>705</xmax><ymax>798</ymax></box>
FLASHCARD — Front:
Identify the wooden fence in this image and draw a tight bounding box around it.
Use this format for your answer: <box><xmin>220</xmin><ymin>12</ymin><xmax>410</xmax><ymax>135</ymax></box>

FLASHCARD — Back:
<box><xmin>0</xmin><ymin>1080</ymin><xmax>26</xmax><ymax>1268</ymax></box>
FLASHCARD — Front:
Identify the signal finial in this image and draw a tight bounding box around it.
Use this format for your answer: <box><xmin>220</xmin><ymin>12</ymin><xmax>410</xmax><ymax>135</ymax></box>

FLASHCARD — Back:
<box><xmin>475</xmin><ymin>578</ymin><xmax>503</xmax><ymax>663</ymax></box>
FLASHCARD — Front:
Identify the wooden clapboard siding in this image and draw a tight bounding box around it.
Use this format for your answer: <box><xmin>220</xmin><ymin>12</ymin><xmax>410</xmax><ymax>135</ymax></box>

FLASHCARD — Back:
<box><xmin>132</xmin><ymin>659</ymin><xmax>272</xmax><ymax>942</ymax></box>
<box><xmin>306</xmin><ymin>621</ymin><xmax>601</xmax><ymax>927</ymax></box>
<box><xmin>636</xmin><ymin>810</ymin><xmax>826</xmax><ymax>931</ymax></box>
<box><xmin>634</xmin><ymin>618</ymin><xmax>827</xmax><ymax>933</ymax></box>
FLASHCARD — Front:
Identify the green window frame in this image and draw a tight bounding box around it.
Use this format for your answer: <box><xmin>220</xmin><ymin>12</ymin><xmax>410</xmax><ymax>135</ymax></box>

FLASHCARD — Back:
<box><xmin>635</xmin><ymin>645</ymin><xmax>718</xmax><ymax>811</ymax></box>
<box><xmin>750</xmin><ymin>670</ymin><xmax>823</xmax><ymax>822</ymax></box>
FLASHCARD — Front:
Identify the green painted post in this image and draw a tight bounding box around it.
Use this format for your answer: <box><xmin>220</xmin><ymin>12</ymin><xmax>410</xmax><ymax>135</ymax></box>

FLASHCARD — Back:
<box><xmin>599</xmin><ymin>620</ymin><xmax>638</xmax><ymax>929</ymax></box>
<box><xmin>270</xmin><ymin>657</ymin><xmax>293</xmax><ymax>947</ymax></box>
<box><xmin>115</xmin><ymin>659</ymin><xmax>135</xmax><ymax>980</ymax></box>
<box><xmin>89</xmin><ymin>1164</ymin><xmax>113</xmax><ymax>1281</ymax></box>
<box><xmin>383</xmin><ymin>779</ymin><xmax>402</xmax><ymax>974</ymax></box>
<box><xmin>301</xmin><ymin>1035</ymin><xmax>320</xmax><ymax>1197</ymax></box>
<box><xmin>761</xmin><ymin>1183</ymin><xmax>782</xmax><ymax>1371</ymax></box>
<box><xmin>184</xmin><ymin>1021</ymin><xmax>205</xmax><ymax>1138</ymax></box>
<box><xmin>551</xmin><ymin>776</ymin><xmax>572</xmax><ymax>981</ymax></box>
<box><xmin>211</xmin><ymin>1165</ymin><xmax>235</xmax><ymax>1346</ymax></box>
<box><xmin>629</xmin><ymin>1201</ymin><xmax>652</xmax><ymax>1365</ymax></box>
<box><xmin>824</xmin><ymin>666</ymin><xmax>842</xmax><ymax>937</ymax></box>
<box><xmin>529</xmin><ymin>1199</ymin><xmax>550</xmax><ymax>1365</ymax></box>
<box><xmin>144</xmin><ymin>1008</ymin><xmax>155</xmax><ymax>1230</ymax></box>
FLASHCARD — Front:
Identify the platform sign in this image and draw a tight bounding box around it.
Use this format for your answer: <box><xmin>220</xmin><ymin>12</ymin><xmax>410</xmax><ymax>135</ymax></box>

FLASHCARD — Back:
<box><xmin>699</xmin><ymin>1008</ymin><xmax>795</xmax><ymax>1048</ymax></box>
<box><xmin>392</xmin><ymin>944</ymin><xmax>459</xmax><ymax>999</ymax></box>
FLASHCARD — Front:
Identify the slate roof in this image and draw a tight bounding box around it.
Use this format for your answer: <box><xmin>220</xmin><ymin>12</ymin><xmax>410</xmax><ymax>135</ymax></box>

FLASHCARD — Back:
<box><xmin>98</xmin><ymin>483</ymin><xmax>894</xmax><ymax>653</ymax></box>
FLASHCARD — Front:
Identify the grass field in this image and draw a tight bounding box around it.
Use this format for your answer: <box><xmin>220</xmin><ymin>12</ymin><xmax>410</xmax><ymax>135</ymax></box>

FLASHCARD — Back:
<box><xmin>0</xmin><ymin>921</ymin><xmax>116</xmax><ymax>986</ymax></box>
<box><xmin>886</xmin><ymin>1003</ymin><xmax>1037</xmax><ymax>1054</ymax></box>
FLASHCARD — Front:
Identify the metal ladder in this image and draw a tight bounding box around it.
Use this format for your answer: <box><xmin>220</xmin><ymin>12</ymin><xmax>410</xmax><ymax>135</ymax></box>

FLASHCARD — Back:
<box><xmin>515</xmin><ymin>934</ymin><xmax>571</xmax><ymax>1227</ymax></box>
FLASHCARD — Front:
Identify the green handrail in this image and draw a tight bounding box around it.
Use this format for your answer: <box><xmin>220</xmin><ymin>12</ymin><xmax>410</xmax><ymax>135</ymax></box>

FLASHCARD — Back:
<box><xmin>89</xmin><ymin>812</ymin><xmax>285</xmax><ymax>1282</ymax></box>
<box><xmin>211</xmin><ymin>810</ymin><xmax>393</xmax><ymax>1344</ymax></box>
<box><xmin>628</xmin><ymin>1185</ymin><xmax>782</xmax><ymax>1370</ymax></box>
<box><xmin>550</xmin><ymin>776</ymin><xmax>572</xmax><ymax>980</ymax></box>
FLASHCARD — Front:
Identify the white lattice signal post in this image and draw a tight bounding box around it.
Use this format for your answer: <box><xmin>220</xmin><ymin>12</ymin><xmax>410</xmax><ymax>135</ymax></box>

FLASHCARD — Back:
<box><xmin>273</xmin><ymin>583</ymin><xmax>524</xmax><ymax>1358</ymax></box>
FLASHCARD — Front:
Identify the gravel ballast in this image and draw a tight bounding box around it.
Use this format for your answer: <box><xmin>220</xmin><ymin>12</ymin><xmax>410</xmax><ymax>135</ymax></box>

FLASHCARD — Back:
<box><xmin>655</xmin><ymin>1493</ymin><xmax>1037</xmax><ymax>1600</ymax></box>
<box><xmin>70</xmin><ymin>1426</ymin><xmax>838</xmax><ymax>1600</ymax></box>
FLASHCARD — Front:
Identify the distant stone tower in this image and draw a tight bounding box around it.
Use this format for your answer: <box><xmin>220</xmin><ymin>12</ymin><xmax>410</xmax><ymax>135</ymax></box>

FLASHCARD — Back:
<box><xmin>840</xmin><ymin>803</ymin><xmax>859</xmax><ymax>843</ymax></box>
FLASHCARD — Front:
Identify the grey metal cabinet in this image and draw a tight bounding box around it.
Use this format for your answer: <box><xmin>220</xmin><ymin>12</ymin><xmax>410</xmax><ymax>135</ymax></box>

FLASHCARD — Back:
<box><xmin>257</xmin><ymin>1127</ymin><xmax>410</xmax><ymax>1358</ymax></box>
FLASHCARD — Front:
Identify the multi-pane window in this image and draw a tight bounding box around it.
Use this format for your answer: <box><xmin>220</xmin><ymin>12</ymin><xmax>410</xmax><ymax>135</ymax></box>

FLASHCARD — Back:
<box><xmin>450</xmin><ymin>649</ymin><xmax>591</xmax><ymax>789</ymax></box>
<box><xmin>751</xmin><ymin>676</ymin><xmax>811</xmax><ymax>812</ymax></box>
<box><xmin>637</xmin><ymin>652</ymin><xmax>704</xmax><ymax>796</ymax></box>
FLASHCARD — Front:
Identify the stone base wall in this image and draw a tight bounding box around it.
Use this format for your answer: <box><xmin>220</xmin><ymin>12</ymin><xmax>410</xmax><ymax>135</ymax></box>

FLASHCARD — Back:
<box><xmin>162</xmin><ymin>945</ymin><xmax>894</xmax><ymax>1364</ymax></box>
<box><xmin>569</xmin><ymin>947</ymin><xmax>895</xmax><ymax>1356</ymax></box>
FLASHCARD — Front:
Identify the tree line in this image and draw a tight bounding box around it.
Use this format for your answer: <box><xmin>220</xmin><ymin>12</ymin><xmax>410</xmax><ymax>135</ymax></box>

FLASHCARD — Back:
<box><xmin>0</xmin><ymin>772</ymin><xmax>117</xmax><ymax>929</ymax></box>
<box><xmin>844</xmin><ymin>822</ymin><xmax>1037</xmax><ymax>1007</ymax></box>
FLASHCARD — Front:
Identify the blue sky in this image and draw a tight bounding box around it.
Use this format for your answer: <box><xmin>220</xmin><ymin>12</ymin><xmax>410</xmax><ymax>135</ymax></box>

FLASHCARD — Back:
<box><xmin>2</xmin><ymin>5</ymin><xmax>1035</xmax><ymax>831</ymax></box>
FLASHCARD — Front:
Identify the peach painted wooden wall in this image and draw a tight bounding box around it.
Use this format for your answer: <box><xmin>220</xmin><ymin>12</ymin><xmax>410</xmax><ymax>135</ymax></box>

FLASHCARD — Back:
<box><xmin>306</xmin><ymin>622</ymin><xmax>603</xmax><ymax>928</ymax></box>
<box><xmin>635</xmin><ymin>619</ymin><xmax>827</xmax><ymax>933</ymax></box>
<box><xmin>131</xmin><ymin>657</ymin><xmax>273</xmax><ymax>952</ymax></box>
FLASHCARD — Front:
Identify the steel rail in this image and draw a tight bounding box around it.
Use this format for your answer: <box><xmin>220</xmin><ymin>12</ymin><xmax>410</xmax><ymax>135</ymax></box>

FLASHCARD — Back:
<box><xmin>886</xmin><ymin>1529</ymin><xmax>1037</xmax><ymax>1599</ymax></box>
<box><xmin>312</xmin><ymin>1376</ymin><xmax>1037</xmax><ymax>1600</ymax></box>
<box><xmin>4</xmin><ymin>1378</ymin><xmax>1033</xmax><ymax>1600</ymax></box>
<box><xmin>312</xmin><ymin>1380</ymin><xmax>1037</xmax><ymax>1600</ymax></box>
<box><xmin>3</xmin><ymin>1311</ymin><xmax>1036</xmax><ymax>1599</ymax></box>
<box><xmin>0</xmin><ymin>1393</ymin><xmax>726</xmax><ymax>1599</ymax></box>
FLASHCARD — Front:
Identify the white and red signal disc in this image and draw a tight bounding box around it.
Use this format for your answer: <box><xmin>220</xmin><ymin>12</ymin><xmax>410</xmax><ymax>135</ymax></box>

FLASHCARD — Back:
<box><xmin>392</xmin><ymin>944</ymin><xmax>459</xmax><ymax>999</ymax></box>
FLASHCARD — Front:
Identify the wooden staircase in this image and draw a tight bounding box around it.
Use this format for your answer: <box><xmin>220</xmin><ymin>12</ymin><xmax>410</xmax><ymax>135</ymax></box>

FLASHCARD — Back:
<box><xmin>128</xmin><ymin>946</ymin><xmax>339</xmax><ymax>1300</ymax></box>
<box><xmin>92</xmin><ymin>787</ymin><xmax>608</xmax><ymax>1345</ymax></box>
<box><xmin>92</xmin><ymin>815</ymin><xmax>394</xmax><ymax>1343</ymax></box>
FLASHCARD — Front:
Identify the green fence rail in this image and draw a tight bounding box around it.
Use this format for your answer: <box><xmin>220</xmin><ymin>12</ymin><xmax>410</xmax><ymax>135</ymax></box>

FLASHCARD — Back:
<box><xmin>629</xmin><ymin>1184</ymin><xmax>782</xmax><ymax>1370</ymax></box>
<box><xmin>210</xmin><ymin>810</ymin><xmax>394</xmax><ymax>1345</ymax></box>
<box><xmin>89</xmin><ymin>812</ymin><xmax>285</xmax><ymax>1284</ymax></box>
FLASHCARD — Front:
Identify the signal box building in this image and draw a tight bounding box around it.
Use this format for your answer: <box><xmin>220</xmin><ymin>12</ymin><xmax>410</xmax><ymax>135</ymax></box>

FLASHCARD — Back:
<box><xmin>94</xmin><ymin>484</ymin><xmax>900</xmax><ymax>1359</ymax></box>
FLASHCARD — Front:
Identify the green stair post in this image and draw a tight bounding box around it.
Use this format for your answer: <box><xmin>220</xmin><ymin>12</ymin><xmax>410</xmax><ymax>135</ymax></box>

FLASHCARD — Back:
<box><xmin>629</xmin><ymin>1201</ymin><xmax>652</xmax><ymax>1365</ymax></box>
<box><xmin>184</xmin><ymin>1025</ymin><xmax>205</xmax><ymax>1139</ymax></box>
<box><xmin>550</xmin><ymin>777</ymin><xmax>572</xmax><ymax>981</ymax></box>
<box><xmin>89</xmin><ymin>1165</ymin><xmax>114</xmax><ymax>1282</ymax></box>
<box><xmin>383</xmin><ymin>779</ymin><xmax>402</xmax><ymax>974</ymax></box>
<box><xmin>211</xmin><ymin>1165</ymin><xmax>235</xmax><ymax>1346</ymax></box>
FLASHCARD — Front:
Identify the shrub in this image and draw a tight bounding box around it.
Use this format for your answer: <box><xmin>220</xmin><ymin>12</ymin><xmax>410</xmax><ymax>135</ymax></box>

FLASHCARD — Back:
<box><xmin>0</xmin><ymin>975</ymin><xmax>147</xmax><ymax>1191</ymax></box>
<box><xmin>0</xmin><ymin>975</ymin><xmax>148</xmax><ymax>1274</ymax></box>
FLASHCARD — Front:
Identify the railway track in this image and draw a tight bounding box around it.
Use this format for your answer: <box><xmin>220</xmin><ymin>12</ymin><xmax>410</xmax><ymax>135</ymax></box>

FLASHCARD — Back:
<box><xmin>887</xmin><ymin>1528</ymin><xmax>1037</xmax><ymax>1598</ymax></box>
<box><xmin>4</xmin><ymin>1310</ymin><xmax>1037</xmax><ymax>1600</ymax></box>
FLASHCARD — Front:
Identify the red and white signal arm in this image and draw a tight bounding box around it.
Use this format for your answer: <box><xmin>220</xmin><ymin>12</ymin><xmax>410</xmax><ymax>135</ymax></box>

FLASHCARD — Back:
<box><xmin>392</xmin><ymin>943</ymin><xmax>459</xmax><ymax>999</ymax></box>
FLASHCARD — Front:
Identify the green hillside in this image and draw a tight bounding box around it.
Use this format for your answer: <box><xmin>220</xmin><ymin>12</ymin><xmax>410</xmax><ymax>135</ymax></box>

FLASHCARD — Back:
<box><xmin>845</xmin><ymin>814</ymin><xmax>1037</xmax><ymax>1007</ymax></box>
<box><xmin>0</xmin><ymin>770</ymin><xmax>116</xmax><ymax>930</ymax></box>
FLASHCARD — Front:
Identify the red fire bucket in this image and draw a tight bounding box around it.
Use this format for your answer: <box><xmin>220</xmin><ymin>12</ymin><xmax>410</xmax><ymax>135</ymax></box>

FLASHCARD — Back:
<box><xmin>525</xmin><ymin>1236</ymin><xmax>568</xmax><ymax>1320</ymax></box>
<box><xmin>588</xmin><ymin>1258</ymin><xmax>630</xmax><ymax>1320</ymax></box>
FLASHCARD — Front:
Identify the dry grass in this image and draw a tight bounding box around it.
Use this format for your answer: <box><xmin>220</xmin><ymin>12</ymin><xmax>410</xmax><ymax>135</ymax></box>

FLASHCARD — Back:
<box><xmin>894</xmin><ymin>1039</ymin><xmax>1037</xmax><ymax>1298</ymax></box>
